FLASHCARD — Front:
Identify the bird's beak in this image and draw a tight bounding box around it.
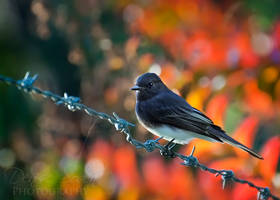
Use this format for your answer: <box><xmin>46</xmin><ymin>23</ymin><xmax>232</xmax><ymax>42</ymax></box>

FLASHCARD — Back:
<box><xmin>130</xmin><ymin>85</ymin><xmax>142</xmax><ymax>91</ymax></box>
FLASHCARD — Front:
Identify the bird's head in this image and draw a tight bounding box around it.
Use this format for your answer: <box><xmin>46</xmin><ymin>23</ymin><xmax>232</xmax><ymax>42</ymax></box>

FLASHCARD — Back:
<box><xmin>131</xmin><ymin>73</ymin><xmax>167</xmax><ymax>101</ymax></box>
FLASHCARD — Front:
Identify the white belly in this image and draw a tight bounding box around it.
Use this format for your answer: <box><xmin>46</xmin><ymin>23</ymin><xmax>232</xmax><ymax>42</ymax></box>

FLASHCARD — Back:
<box><xmin>138</xmin><ymin>119</ymin><xmax>216</xmax><ymax>144</ymax></box>
<box><xmin>136</xmin><ymin>111</ymin><xmax>216</xmax><ymax>144</ymax></box>
<box><xmin>147</xmin><ymin>125</ymin><xmax>196</xmax><ymax>144</ymax></box>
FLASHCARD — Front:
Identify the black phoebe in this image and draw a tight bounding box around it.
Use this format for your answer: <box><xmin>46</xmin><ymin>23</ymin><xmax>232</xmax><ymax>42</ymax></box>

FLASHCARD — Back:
<box><xmin>131</xmin><ymin>73</ymin><xmax>263</xmax><ymax>159</ymax></box>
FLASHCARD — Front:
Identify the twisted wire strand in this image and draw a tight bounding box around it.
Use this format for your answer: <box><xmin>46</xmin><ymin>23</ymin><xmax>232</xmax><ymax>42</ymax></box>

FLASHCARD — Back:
<box><xmin>0</xmin><ymin>72</ymin><xmax>279</xmax><ymax>200</ymax></box>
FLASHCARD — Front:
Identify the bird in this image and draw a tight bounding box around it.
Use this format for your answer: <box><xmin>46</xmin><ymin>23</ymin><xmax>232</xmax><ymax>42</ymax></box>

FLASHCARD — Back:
<box><xmin>131</xmin><ymin>72</ymin><xmax>263</xmax><ymax>159</ymax></box>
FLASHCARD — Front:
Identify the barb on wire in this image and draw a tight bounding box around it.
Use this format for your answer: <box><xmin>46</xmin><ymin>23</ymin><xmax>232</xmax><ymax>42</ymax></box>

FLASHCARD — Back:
<box><xmin>0</xmin><ymin>72</ymin><xmax>279</xmax><ymax>200</ymax></box>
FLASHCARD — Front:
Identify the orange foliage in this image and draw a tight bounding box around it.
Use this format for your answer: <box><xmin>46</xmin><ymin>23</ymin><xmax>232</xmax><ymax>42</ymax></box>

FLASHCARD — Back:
<box><xmin>61</xmin><ymin>175</ymin><xmax>82</xmax><ymax>197</ymax></box>
<box><xmin>83</xmin><ymin>185</ymin><xmax>107</xmax><ymax>200</ymax></box>
<box><xmin>88</xmin><ymin>139</ymin><xmax>114</xmax><ymax>167</ymax></box>
<box><xmin>167</xmin><ymin>162</ymin><xmax>199</xmax><ymax>199</ymax></box>
<box><xmin>206</xmin><ymin>94</ymin><xmax>229</xmax><ymax>128</ymax></box>
<box><xmin>232</xmin><ymin>117</ymin><xmax>259</xmax><ymax>158</ymax></box>
<box><xmin>116</xmin><ymin>0</ymin><xmax>280</xmax><ymax>198</ymax></box>
<box><xmin>138</xmin><ymin>53</ymin><xmax>154</xmax><ymax>72</ymax></box>
<box><xmin>244</xmin><ymin>80</ymin><xmax>274</xmax><ymax>117</ymax></box>
<box><xmin>104</xmin><ymin>87</ymin><xmax>119</xmax><ymax>105</ymax></box>
<box><xmin>232</xmin><ymin>178</ymin><xmax>267</xmax><ymax>200</ymax></box>
<box><xmin>113</xmin><ymin>145</ymin><xmax>140</xmax><ymax>187</ymax></box>
<box><xmin>142</xmin><ymin>156</ymin><xmax>167</xmax><ymax>195</ymax></box>
<box><xmin>160</xmin><ymin>64</ymin><xmax>177</xmax><ymax>86</ymax></box>
<box><xmin>198</xmin><ymin>170</ymin><xmax>230</xmax><ymax>200</ymax></box>
<box><xmin>125</xmin><ymin>37</ymin><xmax>140</xmax><ymax>60</ymax></box>
<box><xmin>187</xmin><ymin>87</ymin><xmax>211</xmax><ymax>111</ymax></box>
<box><xmin>227</xmin><ymin>70</ymin><xmax>248</xmax><ymax>88</ymax></box>
<box><xmin>258</xmin><ymin>137</ymin><xmax>280</xmax><ymax>182</ymax></box>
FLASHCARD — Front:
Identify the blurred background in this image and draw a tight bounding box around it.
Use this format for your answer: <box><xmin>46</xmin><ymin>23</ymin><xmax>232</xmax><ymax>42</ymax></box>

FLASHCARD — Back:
<box><xmin>0</xmin><ymin>0</ymin><xmax>280</xmax><ymax>199</ymax></box>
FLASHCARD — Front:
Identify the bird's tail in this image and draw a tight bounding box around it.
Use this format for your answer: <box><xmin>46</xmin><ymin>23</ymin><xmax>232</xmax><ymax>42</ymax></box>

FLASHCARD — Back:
<box><xmin>209</xmin><ymin>125</ymin><xmax>263</xmax><ymax>160</ymax></box>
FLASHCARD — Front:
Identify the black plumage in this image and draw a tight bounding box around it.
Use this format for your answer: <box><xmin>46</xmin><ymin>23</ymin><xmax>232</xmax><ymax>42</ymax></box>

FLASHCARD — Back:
<box><xmin>131</xmin><ymin>73</ymin><xmax>263</xmax><ymax>159</ymax></box>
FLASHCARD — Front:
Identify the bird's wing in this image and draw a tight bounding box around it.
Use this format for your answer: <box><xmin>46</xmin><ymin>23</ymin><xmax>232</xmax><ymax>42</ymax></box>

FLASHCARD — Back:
<box><xmin>145</xmin><ymin>92</ymin><xmax>263</xmax><ymax>159</ymax></box>
<box><xmin>145</xmin><ymin>92</ymin><xmax>223</xmax><ymax>142</ymax></box>
<box><xmin>178</xmin><ymin>106</ymin><xmax>213</xmax><ymax>124</ymax></box>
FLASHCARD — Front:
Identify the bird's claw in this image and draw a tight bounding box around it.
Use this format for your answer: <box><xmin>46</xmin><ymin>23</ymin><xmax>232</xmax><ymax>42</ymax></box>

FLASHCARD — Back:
<box><xmin>160</xmin><ymin>138</ymin><xmax>177</xmax><ymax>158</ymax></box>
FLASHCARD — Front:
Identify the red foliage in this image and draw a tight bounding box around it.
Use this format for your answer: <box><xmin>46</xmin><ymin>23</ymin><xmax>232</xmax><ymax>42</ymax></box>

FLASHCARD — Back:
<box><xmin>232</xmin><ymin>117</ymin><xmax>259</xmax><ymax>158</ymax></box>
<box><xmin>258</xmin><ymin>136</ymin><xmax>280</xmax><ymax>182</ymax></box>
<box><xmin>113</xmin><ymin>145</ymin><xmax>140</xmax><ymax>187</ymax></box>
<box><xmin>206</xmin><ymin>94</ymin><xmax>229</xmax><ymax>128</ymax></box>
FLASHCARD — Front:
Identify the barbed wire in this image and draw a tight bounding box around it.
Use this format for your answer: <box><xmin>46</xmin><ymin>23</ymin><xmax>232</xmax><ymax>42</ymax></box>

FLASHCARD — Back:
<box><xmin>0</xmin><ymin>72</ymin><xmax>279</xmax><ymax>200</ymax></box>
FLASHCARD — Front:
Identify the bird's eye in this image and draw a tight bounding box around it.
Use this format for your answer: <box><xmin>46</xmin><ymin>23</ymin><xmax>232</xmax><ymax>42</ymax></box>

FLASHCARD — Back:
<box><xmin>148</xmin><ymin>82</ymin><xmax>153</xmax><ymax>87</ymax></box>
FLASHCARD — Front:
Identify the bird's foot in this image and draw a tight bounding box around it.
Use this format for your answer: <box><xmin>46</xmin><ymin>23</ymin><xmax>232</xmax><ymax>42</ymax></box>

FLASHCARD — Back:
<box><xmin>160</xmin><ymin>138</ymin><xmax>177</xmax><ymax>158</ymax></box>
